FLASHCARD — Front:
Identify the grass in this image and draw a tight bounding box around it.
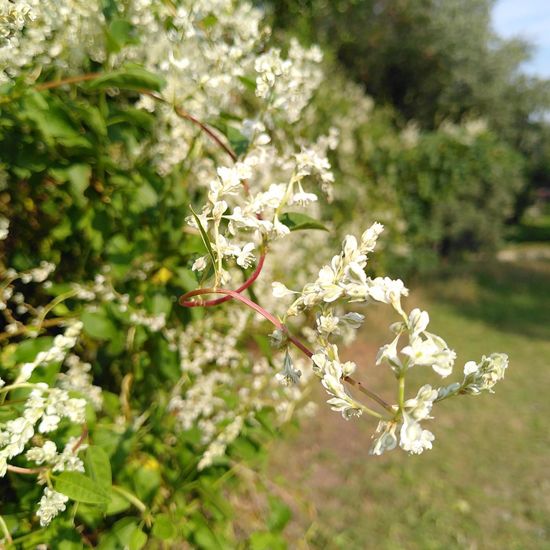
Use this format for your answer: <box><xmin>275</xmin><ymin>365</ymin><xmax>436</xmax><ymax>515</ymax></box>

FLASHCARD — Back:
<box><xmin>267</xmin><ymin>256</ymin><xmax>550</xmax><ymax>549</ymax></box>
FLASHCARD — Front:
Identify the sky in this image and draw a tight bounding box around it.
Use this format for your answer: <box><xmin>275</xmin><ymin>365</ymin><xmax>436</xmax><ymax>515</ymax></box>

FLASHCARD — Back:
<box><xmin>492</xmin><ymin>0</ymin><xmax>550</xmax><ymax>78</ymax></box>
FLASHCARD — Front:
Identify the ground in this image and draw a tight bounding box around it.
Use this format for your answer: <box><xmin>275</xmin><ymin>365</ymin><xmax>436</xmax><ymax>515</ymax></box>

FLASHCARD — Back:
<box><xmin>266</xmin><ymin>256</ymin><xmax>550</xmax><ymax>549</ymax></box>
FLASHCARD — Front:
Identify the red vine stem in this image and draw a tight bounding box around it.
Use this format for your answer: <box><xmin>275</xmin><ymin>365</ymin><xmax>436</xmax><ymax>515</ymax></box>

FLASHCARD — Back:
<box><xmin>179</xmin><ymin>287</ymin><xmax>392</xmax><ymax>412</ymax></box>
<box><xmin>35</xmin><ymin>73</ymin><xmax>102</xmax><ymax>91</ymax></box>
<box><xmin>180</xmin><ymin>253</ymin><xmax>266</xmax><ymax>308</ymax></box>
<box><xmin>72</xmin><ymin>424</ymin><xmax>89</xmax><ymax>453</ymax></box>
<box><xmin>140</xmin><ymin>91</ymin><xmax>237</xmax><ymax>162</ymax></box>
<box><xmin>6</xmin><ymin>465</ymin><xmax>45</xmax><ymax>475</ymax></box>
<box><xmin>32</xmin><ymin>72</ymin><xmax>237</xmax><ymax>162</ymax></box>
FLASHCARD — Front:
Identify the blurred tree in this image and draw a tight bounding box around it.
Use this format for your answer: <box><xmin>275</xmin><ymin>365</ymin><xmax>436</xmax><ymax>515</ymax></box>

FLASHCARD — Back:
<box><xmin>264</xmin><ymin>0</ymin><xmax>550</xmax><ymax>200</ymax></box>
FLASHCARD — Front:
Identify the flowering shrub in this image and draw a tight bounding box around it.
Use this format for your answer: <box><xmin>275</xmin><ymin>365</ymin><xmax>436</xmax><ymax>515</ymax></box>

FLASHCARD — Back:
<box><xmin>297</xmin><ymin>71</ymin><xmax>526</xmax><ymax>272</ymax></box>
<box><xmin>0</xmin><ymin>1</ymin><xmax>508</xmax><ymax>546</ymax></box>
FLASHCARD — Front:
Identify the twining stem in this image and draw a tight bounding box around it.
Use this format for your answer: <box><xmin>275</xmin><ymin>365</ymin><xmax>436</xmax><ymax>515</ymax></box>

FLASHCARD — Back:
<box><xmin>30</xmin><ymin>72</ymin><xmax>237</xmax><ymax>161</ymax></box>
<box><xmin>181</xmin><ymin>253</ymin><xmax>267</xmax><ymax>308</ymax></box>
<box><xmin>344</xmin><ymin>376</ymin><xmax>393</xmax><ymax>413</ymax></box>
<box><xmin>35</xmin><ymin>73</ymin><xmax>102</xmax><ymax>91</ymax></box>
<box><xmin>141</xmin><ymin>91</ymin><xmax>237</xmax><ymax>162</ymax></box>
<box><xmin>72</xmin><ymin>424</ymin><xmax>89</xmax><ymax>453</ymax></box>
<box><xmin>398</xmin><ymin>375</ymin><xmax>405</xmax><ymax>411</ymax></box>
<box><xmin>179</xmin><ymin>287</ymin><xmax>393</xmax><ymax>413</ymax></box>
<box><xmin>6</xmin><ymin>465</ymin><xmax>45</xmax><ymax>475</ymax></box>
<box><xmin>35</xmin><ymin>289</ymin><xmax>79</xmax><ymax>332</ymax></box>
<box><xmin>0</xmin><ymin>514</ymin><xmax>13</xmax><ymax>545</ymax></box>
<box><xmin>0</xmin><ymin>317</ymin><xmax>69</xmax><ymax>342</ymax></box>
<box><xmin>112</xmin><ymin>485</ymin><xmax>147</xmax><ymax>514</ymax></box>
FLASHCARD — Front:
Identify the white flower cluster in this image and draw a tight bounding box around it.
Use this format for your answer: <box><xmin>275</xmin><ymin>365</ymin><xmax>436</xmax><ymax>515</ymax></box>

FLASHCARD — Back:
<box><xmin>58</xmin><ymin>355</ymin><xmax>102</xmax><ymax>410</ymax></box>
<box><xmin>255</xmin><ymin>38</ymin><xmax>323</xmax><ymax>122</ymax></box>
<box><xmin>197</xmin><ymin>416</ymin><xmax>243</xmax><ymax>471</ymax></box>
<box><xmin>0</xmin><ymin>0</ymin><xmax>105</xmax><ymax>83</ymax></box>
<box><xmin>271</xmin><ymin>224</ymin><xmax>508</xmax><ymax>455</ymax></box>
<box><xmin>36</xmin><ymin>488</ymin><xmax>69</xmax><ymax>527</ymax></box>
<box><xmin>0</xmin><ymin>264</ymin><xmax>101</xmax><ymax>527</ymax></box>
<box><xmin>168</xmin><ymin>308</ymin><xmax>311</xmax><ymax>469</ymax></box>
<box><xmin>190</xmin><ymin>130</ymin><xmax>336</xmax><ymax>287</ymax></box>
<box><xmin>26</xmin><ymin>437</ymin><xmax>87</xmax><ymax>473</ymax></box>
<box><xmin>0</xmin><ymin>214</ymin><xmax>8</xmax><ymax>240</ymax></box>
<box><xmin>0</xmin><ymin>386</ymin><xmax>86</xmax><ymax>477</ymax></box>
<box><xmin>1</xmin><ymin>260</ymin><xmax>57</xmax><ymax>335</ymax></box>
<box><xmin>115</xmin><ymin>1</ymin><xmax>323</xmax><ymax>174</ymax></box>
<box><xmin>16</xmin><ymin>321</ymin><xmax>83</xmax><ymax>383</ymax></box>
<box><xmin>376</xmin><ymin>308</ymin><xmax>456</xmax><ymax>378</ymax></box>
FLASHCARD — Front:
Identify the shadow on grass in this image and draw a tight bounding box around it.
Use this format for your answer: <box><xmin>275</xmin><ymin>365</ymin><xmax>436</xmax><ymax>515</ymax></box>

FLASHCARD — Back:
<box><xmin>423</xmin><ymin>258</ymin><xmax>550</xmax><ymax>341</ymax></box>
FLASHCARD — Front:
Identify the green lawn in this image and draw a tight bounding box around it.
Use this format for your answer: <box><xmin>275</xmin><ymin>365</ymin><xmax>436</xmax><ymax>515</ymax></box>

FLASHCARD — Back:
<box><xmin>267</xmin><ymin>257</ymin><xmax>550</xmax><ymax>549</ymax></box>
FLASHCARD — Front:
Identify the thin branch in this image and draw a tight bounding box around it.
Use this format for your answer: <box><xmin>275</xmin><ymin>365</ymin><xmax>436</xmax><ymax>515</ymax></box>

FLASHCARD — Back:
<box><xmin>179</xmin><ymin>287</ymin><xmax>393</xmax><ymax>413</ymax></box>
<box><xmin>72</xmin><ymin>424</ymin><xmax>89</xmax><ymax>453</ymax></box>
<box><xmin>180</xmin><ymin>253</ymin><xmax>266</xmax><ymax>308</ymax></box>
<box><xmin>140</xmin><ymin>90</ymin><xmax>237</xmax><ymax>162</ymax></box>
<box><xmin>6</xmin><ymin>465</ymin><xmax>45</xmax><ymax>475</ymax></box>
<box><xmin>31</xmin><ymin>72</ymin><xmax>237</xmax><ymax>162</ymax></box>
<box><xmin>0</xmin><ymin>318</ymin><xmax>69</xmax><ymax>342</ymax></box>
<box><xmin>344</xmin><ymin>376</ymin><xmax>393</xmax><ymax>413</ymax></box>
<box><xmin>35</xmin><ymin>72</ymin><xmax>102</xmax><ymax>91</ymax></box>
<box><xmin>179</xmin><ymin>287</ymin><xmax>283</xmax><ymax>329</ymax></box>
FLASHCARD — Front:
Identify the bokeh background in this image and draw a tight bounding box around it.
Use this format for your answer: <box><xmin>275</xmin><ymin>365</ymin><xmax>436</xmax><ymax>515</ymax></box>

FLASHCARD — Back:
<box><xmin>1</xmin><ymin>1</ymin><xmax>549</xmax><ymax>548</ymax></box>
<box><xmin>256</xmin><ymin>1</ymin><xmax>550</xmax><ymax>548</ymax></box>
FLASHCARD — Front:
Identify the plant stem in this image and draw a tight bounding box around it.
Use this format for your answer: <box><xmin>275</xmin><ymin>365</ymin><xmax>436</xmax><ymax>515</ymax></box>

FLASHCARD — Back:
<box><xmin>0</xmin><ymin>317</ymin><xmax>69</xmax><ymax>342</ymax></box>
<box><xmin>6</xmin><ymin>465</ymin><xmax>45</xmax><ymax>475</ymax></box>
<box><xmin>344</xmin><ymin>376</ymin><xmax>393</xmax><ymax>413</ymax></box>
<box><xmin>35</xmin><ymin>72</ymin><xmax>102</xmax><ymax>91</ymax></box>
<box><xmin>398</xmin><ymin>376</ymin><xmax>405</xmax><ymax>410</ymax></box>
<box><xmin>179</xmin><ymin>287</ymin><xmax>393</xmax><ymax>413</ymax></box>
<box><xmin>112</xmin><ymin>486</ymin><xmax>147</xmax><ymax>514</ymax></box>
<box><xmin>29</xmin><ymin>72</ymin><xmax>236</xmax><ymax>161</ymax></box>
<box><xmin>0</xmin><ymin>514</ymin><xmax>13</xmax><ymax>545</ymax></box>
<box><xmin>181</xmin><ymin>253</ymin><xmax>267</xmax><ymax>308</ymax></box>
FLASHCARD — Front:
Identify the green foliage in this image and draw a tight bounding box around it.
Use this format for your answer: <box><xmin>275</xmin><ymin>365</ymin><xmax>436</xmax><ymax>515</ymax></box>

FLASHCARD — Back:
<box><xmin>0</xmin><ymin>45</ymin><xmax>289</xmax><ymax>550</ymax></box>
<box><xmin>279</xmin><ymin>212</ymin><xmax>328</xmax><ymax>232</ymax></box>
<box><xmin>393</xmin><ymin>128</ymin><xmax>525</xmax><ymax>266</ymax></box>
<box><xmin>299</xmin><ymin>69</ymin><xmax>527</xmax><ymax>272</ymax></box>
<box><xmin>266</xmin><ymin>0</ymin><xmax>550</xmax><ymax>215</ymax></box>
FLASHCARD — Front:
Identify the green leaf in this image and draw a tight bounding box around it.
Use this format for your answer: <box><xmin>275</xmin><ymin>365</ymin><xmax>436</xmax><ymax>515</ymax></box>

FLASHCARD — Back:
<box><xmin>87</xmin><ymin>67</ymin><xmax>165</xmax><ymax>92</ymax></box>
<box><xmin>11</xmin><ymin>336</ymin><xmax>54</xmax><ymax>365</ymax></box>
<box><xmin>249</xmin><ymin>532</ymin><xmax>287</xmax><ymax>550</ymax></box>
<box><xmin>279</xmin><ymin>212</ymin><xmax>328</xmax><ymax>232</ymax></box>
<box><xmin>81</xmin><ymin>310</ymin><xmax>117</xmax><ymax>340</ymax></box>
<box><xmin>150</xmin><ymin>294</ymin><xmax>172</xmax><ymax>316</ymax></box>
<box><xmin>105</xmin><ymin>491</ymin><xmax>131</xmax><ymax>516</ymax></box>
<box><xmin>22</xmin><ymin>92</ymin><xmax>91</xmax><ymax>149</ymax></box>
<box><xmin>152</xmin><ymin>514</ymin><xmax>176</xmax><ymax>540</ymax></box>
<box><xmin>267</xmin><ymin>497</ymin><xmax>292</xmax><ymax>532</ymax></box>
<box><xmin>238</xmin><ymin>75</ymin><xmax>257</xmax><ymax>92</ymax></box>
<box><xmin>225</xmin><ymin>126</ymin><xmax>249</xmax><ymax>156</ymax></box>
<box><xmin>109</xmin><ymin>518</ymin><xmax>141</xmax><ymax>547</ymax></box>
<box><xmin>189</xmin><ymin>205</ymin><xmax>218</xmax><ymax>280</ymax></box>
<box><xmin>56</xmin><ymin>472</ymin><xmax>110</xmax><ymax>504</ymax></box>
<box><xmin>129</xmin><ymin>529</ymin><xmax>147</xmax><ymax>550</ymax></box>
<box><xmin>67</xmin><ymin>164</ymin><xmax>91</xmax><ymax>206</ymax></box>
<box><xmin>131</xmin><ymin>180</ymin><xmax>158</xmax><ymax>212</ymax></box>
<box><xmin>85</xmin><ymin>446</ymin><xmax>112</xmax><ymax>493</ymax></box>
<box><xmin>106</xmin><ymin>18</ymin><xmax>138</xmax><ymax>54</ymax></box>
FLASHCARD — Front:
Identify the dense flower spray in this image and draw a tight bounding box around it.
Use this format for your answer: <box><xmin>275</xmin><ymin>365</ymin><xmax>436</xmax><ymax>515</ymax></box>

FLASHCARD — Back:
<box><xmin>0</xmin><ymin>0</ymin><xmax>507</xmax><ymax>541</ymax></box>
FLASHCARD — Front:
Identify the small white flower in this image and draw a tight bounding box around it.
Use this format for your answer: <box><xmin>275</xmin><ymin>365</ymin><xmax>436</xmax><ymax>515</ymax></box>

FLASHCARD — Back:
<box><xmin>370</xmin><ymin>421</ymin><xmax>398</xmax><ymax>456</ymax></box>
<box><xmin>192</xmin><ymin>256</ymin><xmax>208</xmax><ymax>272</ymax></box>
<box><xmin>399</xmin><ymin>414</ymin><xmax>435</xmax><ymax>455</ymax></box>
<box><xmin>272</xmin><ymin>282</ymin><xmax>296</xmax><ymax>298</ymax></box>
<box><xmin>236</xmin><ymin>243</ymin><xmax>255</xmax><ymax>268</ymax></box>
<box><xmin>341</xmin><ymin>312</ymin><xmax>365</xmax><ymax>328</ymax></box>
<box><xmin>36</xmin><ymin>488</ymin><xmax>68</xmax><ymax>527</ymax></box>
<box><xmin>276</xmin><ymin>352</ymin><xmax>302</xmax><ymax>386</ymax></box>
